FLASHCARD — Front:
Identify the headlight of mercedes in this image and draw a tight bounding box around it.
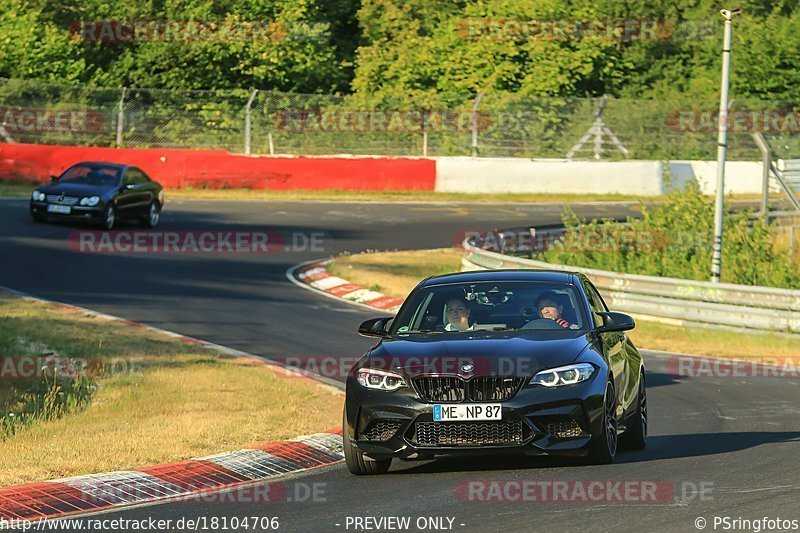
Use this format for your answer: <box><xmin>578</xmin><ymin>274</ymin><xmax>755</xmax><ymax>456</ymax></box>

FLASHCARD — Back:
<box><xmin>356</xmin><ymin>369</ymin><xmax>407</xmax><ymax>391</ymax></box>
<box><xmin>32</xmin><ymin>191</ymin><xmax>45</xmax><ymax>201</ymax></box>
<box><xmin>530</xmin><ymin>363</ymin><xmax>595</xmax><ymax>387</ymax></box>
<box><xmin>80</xmin><ymin>196</ymin><xmax>100</xmax><ymax>206</ymax></box>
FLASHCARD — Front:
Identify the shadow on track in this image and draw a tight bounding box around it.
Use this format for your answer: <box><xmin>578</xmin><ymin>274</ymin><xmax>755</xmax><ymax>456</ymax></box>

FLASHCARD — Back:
<box><xmin>618</xmin><ymin>431</ymin><xmax>800</xmax><ymax>463</ymax></box>
<box><xmin>389</xmin><ymin>431</ymin><xmax>800</xmax><ymax>475</ymax></box>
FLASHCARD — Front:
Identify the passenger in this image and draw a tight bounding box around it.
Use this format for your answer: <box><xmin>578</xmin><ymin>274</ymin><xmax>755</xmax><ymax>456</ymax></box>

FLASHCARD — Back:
<box><xmin>444</xmin><ymin>297</ymin><xmax>474</xmax><ymax>331</ymax></box>
<box><xmin>535</xmin><ymin>291</ymin><xmax>574</xmax><ymax>329</ymax></box>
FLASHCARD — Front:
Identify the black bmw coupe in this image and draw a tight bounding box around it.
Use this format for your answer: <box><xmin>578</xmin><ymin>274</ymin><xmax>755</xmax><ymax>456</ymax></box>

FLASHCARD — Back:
<box><xmin>344</xmin><ymin>269</ymin><xmax>647</xmax><ymax>474</ymax></box>
<box><xmin>30</xmin><ymin>161</ymin><xmax>164</xmax><ymax>230</ymax></box>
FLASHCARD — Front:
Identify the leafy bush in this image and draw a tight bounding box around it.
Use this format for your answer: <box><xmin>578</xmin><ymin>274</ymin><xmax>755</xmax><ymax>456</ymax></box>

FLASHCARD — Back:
<box><xmin>538</xmin><ymin>182</ymin><xmax>800</xmax><ymax>289</ymax></box>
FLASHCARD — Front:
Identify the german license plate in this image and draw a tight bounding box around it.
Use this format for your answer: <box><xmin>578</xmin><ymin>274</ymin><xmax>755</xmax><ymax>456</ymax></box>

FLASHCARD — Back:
<box><xmin>433</xmin><ymin>403</ymin><xmax>502</xmax><ymax>422</ymax></box>
<box><xmin>47</xmin><ymin>204</ymin><xmax>71</xmax><ymax>214</ymax></box>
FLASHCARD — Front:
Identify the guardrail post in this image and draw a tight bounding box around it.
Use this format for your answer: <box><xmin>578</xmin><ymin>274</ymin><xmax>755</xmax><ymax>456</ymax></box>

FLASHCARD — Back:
<box><xmin>244</xmin><ymin>89</ymin><xmax>258</xmax><ymax>155</ymax></box>
<box><xmin>116</xmin><ymin>87</ymin><xmax>126</xmax><ymax>148</ymax></box>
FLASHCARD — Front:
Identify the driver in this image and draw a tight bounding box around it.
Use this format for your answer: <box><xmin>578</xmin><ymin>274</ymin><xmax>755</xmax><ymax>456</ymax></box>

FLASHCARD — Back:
<box><xmin>535</xmin><ymin>292</ymin><xmax>574</xmax><ymax>329</ymax></box>
<box><xmin>444</xmin><ymin>297</ymin><xmax>474</xmax><ymax>331</ymax></box>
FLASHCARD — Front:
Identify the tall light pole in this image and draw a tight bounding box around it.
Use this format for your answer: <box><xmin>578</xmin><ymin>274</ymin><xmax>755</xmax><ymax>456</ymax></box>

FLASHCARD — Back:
<box><xmin>711</xmin><ymin>8</ymin><xmax>742</xmax><ymax>283</ymax></box>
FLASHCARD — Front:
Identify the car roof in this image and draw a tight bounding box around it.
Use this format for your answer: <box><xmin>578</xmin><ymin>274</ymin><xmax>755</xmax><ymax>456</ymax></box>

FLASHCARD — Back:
<box><xmin>419</xmin><ymin>269</ymin><xmax>581</xmax><ymax>287</ymax></box>
<box><xmin>76</xmin><ymin>161</ymin><xmax>133</xmax><ymax>171</ymax></box>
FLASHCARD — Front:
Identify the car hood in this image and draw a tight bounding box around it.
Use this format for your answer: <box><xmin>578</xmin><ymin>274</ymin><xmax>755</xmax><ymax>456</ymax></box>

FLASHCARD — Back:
<box><xmin>365</xmin><ymin>331</ymin><xmax>591</xmax><ymax>379</ymax></box>
<box><xmin>38</xmin><ymin>182</ymin><xmax>115</xmax><ymax>196</ymax></box>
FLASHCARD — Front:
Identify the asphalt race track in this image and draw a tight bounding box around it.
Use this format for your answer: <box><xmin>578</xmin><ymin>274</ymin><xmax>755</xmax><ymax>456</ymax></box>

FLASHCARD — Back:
<box><xmin>2</xmin><ymin>198</ymin><xmax>799</xmax><ymax>533</ymax></box>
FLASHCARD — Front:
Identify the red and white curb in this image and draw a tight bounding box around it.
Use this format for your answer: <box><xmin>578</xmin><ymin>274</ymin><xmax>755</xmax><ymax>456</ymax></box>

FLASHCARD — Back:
<box><xmin>0</xmin><ymin>286</ymin><xmax>347</xmax><ymax>522</ymax></box>
<box><xmin>0</xmin><ymin>430</ymin><xmax>343</xmax><ymax>523</ymax></box>
<box><xmin>287</xmin><ymin>259</ymin><xmax>404</xmax><ymax>314</ymax></box>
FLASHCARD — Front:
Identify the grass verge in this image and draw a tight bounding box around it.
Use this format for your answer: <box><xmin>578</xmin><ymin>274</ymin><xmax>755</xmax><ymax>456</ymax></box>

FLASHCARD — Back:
<box><xmin>0</xmin><ymin>293</ymin><xmax>342</xmax><ymax>486</ymax></box>
<box><xmin>0</xmin><ymin>179</ymin><xmax>763</xmax><ymax>204</ymax></box>
<box><xmin>328</xmin><ymin>248</ymin><xmax>800</xmax><ymax>360</ymax></box>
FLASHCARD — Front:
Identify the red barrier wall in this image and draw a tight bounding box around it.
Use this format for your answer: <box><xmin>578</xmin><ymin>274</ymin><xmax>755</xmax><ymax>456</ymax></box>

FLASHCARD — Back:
<box><xmin>0</xmin><ymin>143</ymin><xmax>436</xmax><ymax>190</ymax></box>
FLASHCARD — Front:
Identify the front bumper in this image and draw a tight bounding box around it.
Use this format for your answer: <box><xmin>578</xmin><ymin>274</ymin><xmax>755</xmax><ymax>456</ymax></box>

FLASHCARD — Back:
<box><xmin>344</xmin><ymin>373</ymin><xmax>606</xmax><ymax>461</ymax></box>
<box><xmin>30</xmin><ymin>201</ymin><xmax>104</xmax><ymax>221</ymax></box>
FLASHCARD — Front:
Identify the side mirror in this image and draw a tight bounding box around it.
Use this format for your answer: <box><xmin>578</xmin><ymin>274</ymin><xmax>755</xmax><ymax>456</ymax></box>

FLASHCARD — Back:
<box><xmin>49</xmin><ymin>175</ymin><xmax>59</xmax><ymax>181</ymax></box>
<box><xmin>358</xmin><ymin>317</ymin><xmax>393</xmax><ymax>338</ymax></box>
<box><xmin>595</xmin><ymin>311</ymin><xmax>635</xmax><ymax>334</ymax></box>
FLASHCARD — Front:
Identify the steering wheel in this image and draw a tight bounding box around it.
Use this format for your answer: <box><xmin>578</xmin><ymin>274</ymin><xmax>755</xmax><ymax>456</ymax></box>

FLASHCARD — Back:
<box><xmin>521</xmin><ymin>318</ymin><xmax>563</xmax><ymax>330</ymax></box>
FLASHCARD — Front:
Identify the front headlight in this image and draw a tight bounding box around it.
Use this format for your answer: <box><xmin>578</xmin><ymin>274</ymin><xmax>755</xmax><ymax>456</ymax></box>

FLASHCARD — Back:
<box><xmin>32</xmin><ymin>191</ymin><xmax>45</xmax><ymax>201</ymax></box>
<box><xmin>530</xmin><ymin>363</ymin><xmax>595</xmax><ymax>387</ymax></box>
<box><xmin>80</xmin><ymin>196</ymin><xmax>100</xmax><ymax>206</ymax></box>
<box><xmin>356</xmin><ymin>368</ymin><xmax>407</xmax><ymax>391</ymax></box>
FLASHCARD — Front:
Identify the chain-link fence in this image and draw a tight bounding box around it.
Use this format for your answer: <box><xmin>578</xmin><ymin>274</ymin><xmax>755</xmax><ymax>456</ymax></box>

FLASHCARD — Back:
<box><xmin>1</xmin><ymin>77</ymin><xmax>798</xmax><ymax>160</ymax></box>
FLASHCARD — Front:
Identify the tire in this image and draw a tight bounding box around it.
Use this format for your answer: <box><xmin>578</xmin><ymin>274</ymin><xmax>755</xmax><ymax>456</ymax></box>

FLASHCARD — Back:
<box><xmin>343</xmin><ymin>410</ymin><xmax>392</xmax><ymax>475</ymax></box>
<box><xmin>620</xmin><ymin>372</ymin><xmax>647</xmax><ymax>451</ymax></box>
<box><xmin>140</xmin><ymin>201</ymin><xmax>160</xmax><ymax>228</ymax></box>
<box><xmin>32</xmin><ymin>213</ymin><xmax>46</xmax><ymax>223</ymax></box>
<box><xmin>102</xmin><ymin>204</ymin><xmax>116</xmax><ymax>231</ymax></box>
<box><xmin>588</xmin><ymin>380</ymin><xmax>618</xmax><ymax>464</ymax></box>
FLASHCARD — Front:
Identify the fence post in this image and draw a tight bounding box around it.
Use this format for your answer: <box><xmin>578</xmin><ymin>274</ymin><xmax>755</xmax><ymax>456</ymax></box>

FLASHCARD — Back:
<box><xmin>752</xmin><ymin>132</ymin><xmax>771</xmax><ymax>223</ymax></box>
<box><xmin>116</xmin><ymin>87</ymin><xmax>126</xmax><ymax>148</ymax></box>
<box><xmin>471</xmin><ymin>92</ymin><xmax>485</xmax><ymax>157</ymax></box>
<box><xmin>423</xmin><ymin>131</ymin><xmax>428</xmax><ymax>157</ymax></box>
<box><xmin>244</xmin><ymin>89</ymin><xmax>258</xmax><ymax>155</ymax></box>
<box><xmin>268</xmin><ymin>132</ymin><xmax>275</xmax><ymax>156</ymax></box>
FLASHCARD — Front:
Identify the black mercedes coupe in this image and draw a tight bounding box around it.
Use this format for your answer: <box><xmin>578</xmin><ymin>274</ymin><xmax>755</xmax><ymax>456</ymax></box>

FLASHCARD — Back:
<box><xmin>30</xmin><ymin>162</ymin><xmax>164</xmax><ymax>230</ymax></box>
<box><xmin>344</xmin><ymin>270</ymin><xmax>647</xmax><ymax>474</ymax></box>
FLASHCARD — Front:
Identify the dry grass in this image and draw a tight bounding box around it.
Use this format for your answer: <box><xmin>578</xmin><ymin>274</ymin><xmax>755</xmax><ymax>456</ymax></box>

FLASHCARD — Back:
<box><xmin>0</xmin><ymin>181</ymin><xmax>36</xmax><ymax>197</ymax></box>
<box><xmin>2</xmin><ymin>179</ymin><xmax>767</xmax><ymax>205</ymax></box>
<box><xmin>162</xmin><ymin>188</ymin><xmax>656</xmax><ymax>203</ymax></box>
<box><xmin>0</xmin><ymin>180</ymin><xmax>650</xmax><ymax>202</ymax></box>
<box><xmin>328</xmin><ymin>249</ymin><xmax>800</xmax><ymax>360</ymax></box>
<box><xmin>0</xmin><ymin>294</ymin><xmax>342</xmax><ymax>486</ymax></box>
<box><xmin>329</xmin><ymin>249</ymin><xmax>463</xmax><ymax>297</ymax></box>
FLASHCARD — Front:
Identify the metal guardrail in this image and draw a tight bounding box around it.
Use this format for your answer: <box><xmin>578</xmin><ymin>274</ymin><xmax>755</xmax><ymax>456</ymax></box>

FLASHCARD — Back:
<box><xmin>778</xmin><ymin>159</ymin><xmax>800</xmax><ymax>193</ymax></box>
<box><xmin>462</xmin><ymin>235</ymin><xmax>800</xmax><ymax>334</ymax></box>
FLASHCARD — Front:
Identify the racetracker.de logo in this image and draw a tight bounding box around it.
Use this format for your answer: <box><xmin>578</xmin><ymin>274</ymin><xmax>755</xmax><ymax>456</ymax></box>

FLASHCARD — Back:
<box><xmin>457</xmin><ymin>18</ymin><xmax>675</xmax><ymax>42</ymax></box>
<box><xmin>456</xmin><ymin>480</ymin><xmax>712</xmax><ymax>503</ymax></box>
<box><xmin>667</xmin><ymin>109</ymin><xmax>800</xmax><ymax>133</ymax></box>
<box><xmin>0</xmin><ymin>106</ymin><xmax>105</xmax><ymax>133</ymax></box>
<box><xmin>70</xmin><ymin>20</ymin><xmax>288</xmax><ymax>43</ymax></box>
<box><xmin>68</xmin><ymin>231</ymin><xmax>326</xmax><ymax>254</ymax></box>
<box><xmin>273</xmin><ymin>110</ymin><xmax>490</xmax><ymax>134</ymax></box>
<box><xmin>666</xmin><ymin>356</ymin><xmax>800</xmax><ymax>379</ymax></box>
<box><xmin>0</xmin><ymin>355</ymin><xmax>103</xmax><ymax>380</ymax></box>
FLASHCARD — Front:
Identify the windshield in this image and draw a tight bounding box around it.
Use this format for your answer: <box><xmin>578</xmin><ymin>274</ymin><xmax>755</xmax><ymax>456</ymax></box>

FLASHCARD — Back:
<box><xmin>389</xmin><ymin>281</ymin><xmax>588</xmax><ymax>335</ymax></box>
<box><xmin>59</xmin><ymin>164</ymin><xmax>121</xmax><ymax>186</ymax></box>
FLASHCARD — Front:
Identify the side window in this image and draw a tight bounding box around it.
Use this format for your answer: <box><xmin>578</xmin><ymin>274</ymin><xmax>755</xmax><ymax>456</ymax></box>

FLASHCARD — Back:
<box><xmin>124</xmin><ymin>169</ymin><xmax>147</xmax><ymax>185</ymax></box>
<box><xmin>132</xmin><ymin>168</ymin><xmax>151</xmax><ymax>183</ymax></box>
<box><xmin>587</xmin><ymin>283</ymin><xmax>609</xmax><ymax>312</ymax></box>
<box><xmin>582</xmin><ymin>281</ymin><xmax>607</xmax><ymax>327</ymax></box>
